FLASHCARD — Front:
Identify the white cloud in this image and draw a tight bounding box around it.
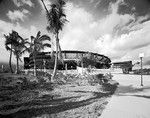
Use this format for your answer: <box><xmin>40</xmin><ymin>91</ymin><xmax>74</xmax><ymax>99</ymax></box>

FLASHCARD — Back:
<box><xmin>59</xmin><ymin>0</ymin><xmax>150</xmax><ymax>65</ymax></box>
<box><xmin>12</xmin><ymin>0</ymin><xmax>34</xmax><ymax>7</ymax></box>
<box><xmin>3</xmin><ymin>0</ymin><xmax>150</xmax><ymax>65</ymax></box>
<box><xmin>7</xmin><ymin>9</ymin><xmax>30</xmax><ymax>22</ymax></box>
<box><xmin>60</xmin><ymin>1</ymin><xmax>131</xmax><ymax>55</ymax></box>
<box><xmin>60</xmin><ymin>3</ymin><xmax>96</xmax><ymax>52</ymax></box>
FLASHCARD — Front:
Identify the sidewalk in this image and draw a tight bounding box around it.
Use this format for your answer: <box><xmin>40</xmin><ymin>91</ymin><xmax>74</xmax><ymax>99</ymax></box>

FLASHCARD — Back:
<box><xmin>100</xmin><ymin>74</ymin><xmax>150</xmax><ymax>118</ymax></box>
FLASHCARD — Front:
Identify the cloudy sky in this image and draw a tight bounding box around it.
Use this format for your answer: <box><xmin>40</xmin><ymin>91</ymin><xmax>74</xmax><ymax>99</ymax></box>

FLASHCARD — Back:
<box><xmin>0</xmin><ymin>0</ymin><xmax>150</xmax><ymax>66</ymax></box>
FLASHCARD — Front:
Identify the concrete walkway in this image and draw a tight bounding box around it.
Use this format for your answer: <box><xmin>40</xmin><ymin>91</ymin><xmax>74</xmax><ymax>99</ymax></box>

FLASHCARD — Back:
<box><xmin>100</xmin><ymin>74</ymin><xmax>150</xmax><ymax>118</ymax></box>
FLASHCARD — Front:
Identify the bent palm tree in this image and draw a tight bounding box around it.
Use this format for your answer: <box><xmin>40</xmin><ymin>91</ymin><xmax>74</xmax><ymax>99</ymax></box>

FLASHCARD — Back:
<box><xmin>41</xmin><ymin>0</ymin><xmax>67</xmax><ymax>82</ymax></box>
<box><xmin>4</xmin><ymin>34</ymin><xmax>14</xmax><ymax>73</ymax></box>
<box><xmin>26</xmin><ymin>31</ymin><xmax>51</xmax><ymax>76</ymax></box>
<box><xmin>4</xmin><ymin>31</ymin><xmax>21</xmax><ymax>73</ymax></box>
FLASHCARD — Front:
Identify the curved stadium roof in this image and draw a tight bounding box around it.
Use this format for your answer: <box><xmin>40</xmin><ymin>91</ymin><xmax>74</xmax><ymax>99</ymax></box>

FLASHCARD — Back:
<box><xmin>30</xmin><ymin>50</ymin><xmax>111</xmax><ymax>64</ymax></box>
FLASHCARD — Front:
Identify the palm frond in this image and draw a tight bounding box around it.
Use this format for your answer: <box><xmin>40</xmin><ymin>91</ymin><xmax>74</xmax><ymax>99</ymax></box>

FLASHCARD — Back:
<box><xmin>5</xmin><ymin>45</ymin><xmax>11</xmax><ymax>51</ymax></box>
<box><xmin>36</xmin><ymin>31</ymin><xmax>41</xmax><ymax>40</ymax></box>
<box><xmin>43</xmin><ymin>43</ymin><xmax>51</xmax><ymax>48</ymax></box>
<box><xmin>21</xmin><ymin>45</ymin><xmax>29</xmax><ymax>54</ymax></box>
<box><xmin>39</xmin><ymin>35</ymin><xmax>51</xmax><ymax>42</ymax></box>
<box><xmin>18</xmin><ymin>57</ymin><xmax>22</xmax><ymax>62</ymax></box>
<box><xmin>45</xmin><ymin>0</ymin><xmax>67</xmax><ymax>34</ymax></box>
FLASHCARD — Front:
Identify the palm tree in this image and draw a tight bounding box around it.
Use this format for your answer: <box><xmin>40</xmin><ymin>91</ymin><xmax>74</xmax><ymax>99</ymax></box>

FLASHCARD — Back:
<box><xmin>4</xmin><ymin>31</ymin><xmax>27</xmax><ymax>74</ymax></box>
<box><xmin>13</xmin><ymin>37</ymin><xmax>29</xmax><ymax>74</ymax></box>
<box><xmin>41</xmin><ymin>0</ymin><xmax>67</xmax><ymax>81</ymax></box>
<box><xmin>26</xmin><ymin>31</ymin><xmax>51</xmax><ymax>76</ymax></box>
<box><xmin>4</xmin><ymin>34</ymin><xmax>14</xmax><ymax>73</ymax></box>
<box><xmin>4</xmin><ymin>31</ymin><xmax>20</xmax><ymax>73</ymax></box>
<box><xmin>4</xmin><ymin>30</ymin><xmax>29</xmax><ymax>74</ymax></box>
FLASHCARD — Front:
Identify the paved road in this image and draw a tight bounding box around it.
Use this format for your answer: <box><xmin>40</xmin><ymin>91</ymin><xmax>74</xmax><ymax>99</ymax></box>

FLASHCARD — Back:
<box><xmin>100</xmin><ymin>74</ymin><xmax>150</xmax><ymax>118</ymax></box>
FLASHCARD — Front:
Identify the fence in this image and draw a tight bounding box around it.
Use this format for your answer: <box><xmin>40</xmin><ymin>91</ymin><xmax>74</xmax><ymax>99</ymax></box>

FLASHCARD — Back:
<box><xmin>23</xmin><ymin>67</ymin><xmax>117</xmax><ymax>75</ymax></box>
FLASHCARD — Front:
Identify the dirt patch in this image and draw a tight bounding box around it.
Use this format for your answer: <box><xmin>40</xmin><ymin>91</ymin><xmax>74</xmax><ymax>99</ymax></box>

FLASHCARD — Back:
<box><xmin>0</xmin><ymin>73</ymin><xmax>117</xmax><ymax>118</ymax></box>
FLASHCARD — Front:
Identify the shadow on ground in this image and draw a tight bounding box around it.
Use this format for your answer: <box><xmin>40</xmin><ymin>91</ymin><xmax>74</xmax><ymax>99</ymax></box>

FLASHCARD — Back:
<box><xmin>115</xmin><ymin>85</ymin><xmax>150</xmax><ymax>99</ymax></box>
<box><xmin>0</xmin><ymin>73</ymin><xmax>118</xmax><ymax>118</ymax></box>
<box><xmin>0</xmin><ymin>91</ymin><xmax>111</xmax><ymax>118</ymax></box>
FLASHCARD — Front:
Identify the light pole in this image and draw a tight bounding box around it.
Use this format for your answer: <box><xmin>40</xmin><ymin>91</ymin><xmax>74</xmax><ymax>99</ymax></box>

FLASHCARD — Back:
<box><xmin>1</xmin><ymin>65</ymin><xmax>4</xmax><ymax>72</ymax></box>
<box><xmin>139</xmin><ymin>53</ymin><xmax>144</xmax><ymax>86</ymax></box>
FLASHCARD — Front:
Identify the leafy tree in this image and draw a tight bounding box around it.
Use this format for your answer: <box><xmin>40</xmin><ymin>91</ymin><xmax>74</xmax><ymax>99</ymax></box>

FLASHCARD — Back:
<box><xmin>26</xmin><ymin>31</ymin><xmax>51</xmax><ymax>76</ymax></box>
<box><xmin>41</xmin><ymin>0</ymin><xmax>67</xmax><ymax>82</ymax></box>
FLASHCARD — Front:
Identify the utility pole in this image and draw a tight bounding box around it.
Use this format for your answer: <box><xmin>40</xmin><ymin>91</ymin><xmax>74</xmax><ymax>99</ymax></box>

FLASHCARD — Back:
<box><xmin>139</xmin><ymin>53</ymin><xmax>144</xmax><ymax>86</ymax></box>
<box><xmin>140</xmin><ymin>57</ymin><xmax>143</xmax><ymax>86</ymax></box>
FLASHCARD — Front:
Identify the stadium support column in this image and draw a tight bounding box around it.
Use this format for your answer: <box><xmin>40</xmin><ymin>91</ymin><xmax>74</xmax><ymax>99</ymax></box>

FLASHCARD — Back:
<box><xmin>1</xmin><ymin>65</ymin><xmax>3</xmax><ymax>72</ymax></box>
<box><xmin>81</xmin><ymin>61</ymin><xmax>83</xmax><ymax>75</ymax></box>
<box><xmin>65</xmin><ymin>63</ymin><xmax>67</xmax><ymax>75</ymax></box>
<box><xmin>65</xmin><ymin>63</ymin><xmax>67</xmax><ymax>70</ymax></box>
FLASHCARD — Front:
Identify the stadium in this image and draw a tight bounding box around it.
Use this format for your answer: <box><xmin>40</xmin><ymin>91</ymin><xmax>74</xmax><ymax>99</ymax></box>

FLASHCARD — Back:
<box><xmin>24</xmin><ymin>50</ymin><xmax>111</xmax><ymax>70</ymax></box>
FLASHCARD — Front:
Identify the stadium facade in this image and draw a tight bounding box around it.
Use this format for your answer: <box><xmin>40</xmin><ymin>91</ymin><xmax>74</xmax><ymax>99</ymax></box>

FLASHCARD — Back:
<box><xmin>24</xmin><ymin>50</ymin><xmax>111</xmax><ymax>70</ymax></box>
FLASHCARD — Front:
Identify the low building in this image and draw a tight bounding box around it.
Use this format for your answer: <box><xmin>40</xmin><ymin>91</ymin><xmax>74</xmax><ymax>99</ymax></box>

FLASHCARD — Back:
<box><xmin>112</xmin><ymin>61</ymin><xmax>132</xmax><ymax>74</ymax></box>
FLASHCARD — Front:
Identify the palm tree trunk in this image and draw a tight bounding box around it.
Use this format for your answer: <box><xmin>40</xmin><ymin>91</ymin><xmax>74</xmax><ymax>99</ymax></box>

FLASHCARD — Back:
<box><xmin>51</xmin><ymin>33</ymin><xmax>59</xmax><ymax>82</ymax></box>
<box><xmin>16</xmin><ymin>55</ymin><xmax>19</xmax><ymax>74</ymax></box>
<box><xmin>58</xmin><ymin>42</ymin><xmax>64</xmax><ymax>64</ymax></box>
<box><xmin>41</xmin><ymin>0</ymin><xmax>49</xmax><ymax>14</ymax></box>
<box><xmin>33</xmin><ymin>55</ymin><xmax>37</xmax><ymax>76</ymax></box>
<box><xmin>9</xmin><ymin>45</ymin><xmax>13</xmax><ymax>73</ymax></box>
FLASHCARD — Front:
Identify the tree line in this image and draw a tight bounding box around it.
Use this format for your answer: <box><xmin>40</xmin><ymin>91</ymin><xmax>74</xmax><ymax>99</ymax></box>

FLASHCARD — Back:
<box><xmin>3</xmin><ymin>0</ymin><xmax>67</xmax><ymax>82</ymax></box>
